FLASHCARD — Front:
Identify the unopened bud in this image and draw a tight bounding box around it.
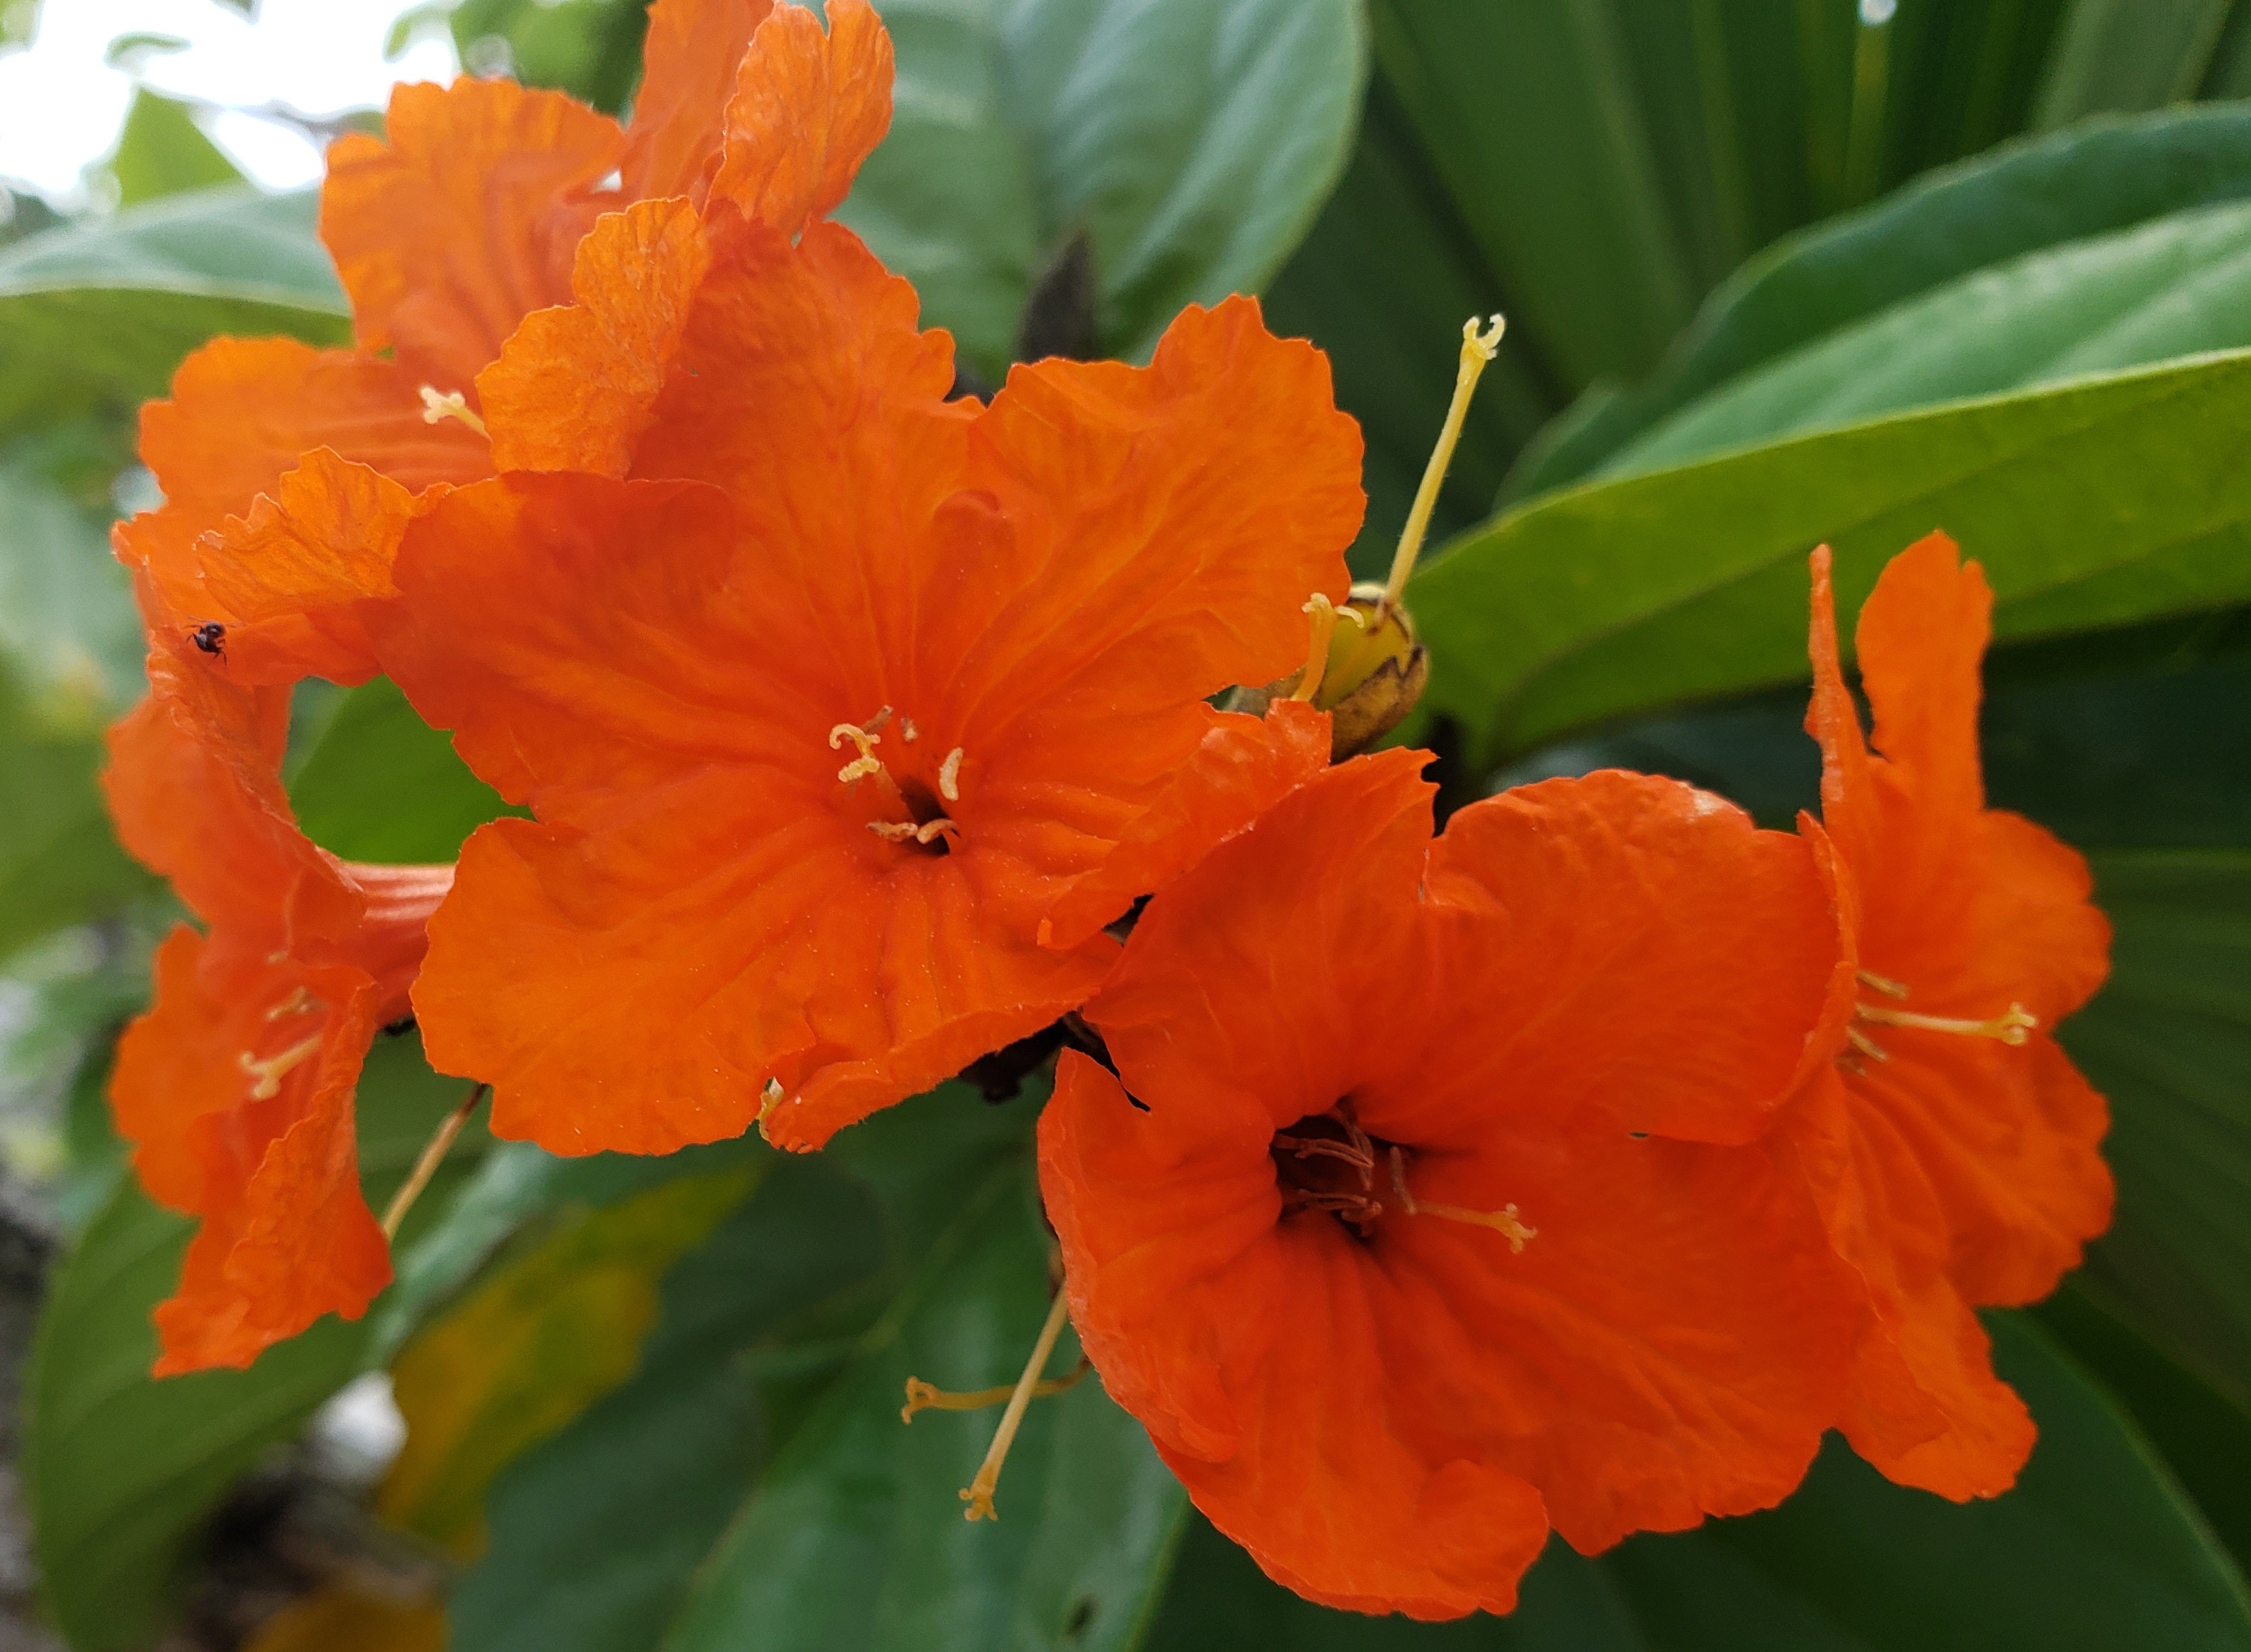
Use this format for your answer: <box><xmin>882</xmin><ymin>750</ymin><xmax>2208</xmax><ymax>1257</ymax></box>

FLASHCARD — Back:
<box><xmin>1232</xmin><ymin>583</ymin><xmax>1428</xmax><ymax>761</ymax></box>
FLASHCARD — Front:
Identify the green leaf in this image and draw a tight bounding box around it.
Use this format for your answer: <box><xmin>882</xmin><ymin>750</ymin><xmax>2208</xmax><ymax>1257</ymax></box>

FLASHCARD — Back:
<box><xmin>107</xmin><ymin>90</ymin><xmax>245</xmax><ymax>208</ymax></box>
<box><xmin>2031</xmin><ymin>0</ymin><xmax>2234</xmax><ymax>131</ymax></box>
<box><xmin>1508</xmin><ymin>102</ymin><xmax>2251</xmax><ymax>498</ymax></box>
<box><xmin>833</xmin><ymin>0</ymin><xmax>1366</xmax><ymax>380</ymax></box>
<box><xmin>1414</xmin><ymin>349</ymin><xmax>2251</xmax><ymax>760</ymax></box>
<box><xmin>1610</xmin><ymin>194</ymin><xmax>2251</xmax><ymax>477</ymax></box>
<box><xmin>288</xmin><ymin>676</ymin><xmax>518</xmax><ymax>866</ymax></box>
<box><xmin>25</xmin><ymin>1032</ymin><xmax>485</xmax><ymax>1652</ymax></box>
<box><xmin>2065</xmin><ymin>849</ymin><xmax>2251</xmax><ymax>1418</ymax></box>
<box><xmin>0</xmin><ymin>186</ymin><xmax>347</xmax><ymax>438</ymax></box>
<box><xmin>450</xmin><ymin>1156</ymin><xmax>887</xmax><ymax>1652</ymax></box>
<box><xmin>0</xmin><ymin>425</ymin><xmax>142</xmax><ymax>713</ymax></box>
<box><xmin>446</xmin><ymin>1086</ymin><xmax>1185</xmax><ymax>1652</ymax></box>
<box><xmin>447</xmin><ymin>0</ymin><xmax>653</xmax><ymax>116</ymax></box>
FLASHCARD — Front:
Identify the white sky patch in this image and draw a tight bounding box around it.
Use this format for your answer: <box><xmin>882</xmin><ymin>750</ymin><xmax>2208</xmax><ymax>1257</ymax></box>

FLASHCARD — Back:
<box><xmin>0</xmin><ymin>0</ymin><xmax>459</xmax><ymax>206</ymax></box>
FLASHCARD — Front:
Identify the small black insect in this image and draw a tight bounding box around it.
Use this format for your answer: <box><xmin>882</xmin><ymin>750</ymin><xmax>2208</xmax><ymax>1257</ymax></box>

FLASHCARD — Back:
<box><xmin>189</xmin><ymin>621</ymin><xmax>226</xmax><ymax>659</ymax></box>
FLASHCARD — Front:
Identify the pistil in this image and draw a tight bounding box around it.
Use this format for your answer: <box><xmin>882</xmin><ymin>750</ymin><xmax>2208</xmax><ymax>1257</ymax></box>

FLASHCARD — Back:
<box><xmin>418</xmin><ymin>386</ymin><xmax>487</xmax><ymax>436</ymax></box>
<box><xmin>956</xmin><ymin>1288</ymin><xmax>1075</xmax><ymax>1521</ymax></box>
<box><xmin>1388</xmin><ymin>1147</ymin><xmax>1536</xmax><ymax>1253</ymax></box>
<box><xmin>239</xmin><ymin>1034</ymin><xmax>322</xmax><ymax>1100</ymax></box>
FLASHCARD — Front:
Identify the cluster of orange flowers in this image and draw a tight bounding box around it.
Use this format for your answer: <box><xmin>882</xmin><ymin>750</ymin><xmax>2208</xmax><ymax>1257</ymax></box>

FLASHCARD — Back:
<box><xmin>101</xmin><ymin>0</ymin><xmax>2114</xmax><ymax>1618</ymax></box>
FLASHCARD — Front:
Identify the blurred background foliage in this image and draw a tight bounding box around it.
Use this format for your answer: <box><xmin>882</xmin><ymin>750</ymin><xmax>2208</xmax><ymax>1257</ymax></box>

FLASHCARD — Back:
<box><xmin>1</xmin><ymin>0</ymin><xmax>2248</xmax><ymax>1648</ymax></box>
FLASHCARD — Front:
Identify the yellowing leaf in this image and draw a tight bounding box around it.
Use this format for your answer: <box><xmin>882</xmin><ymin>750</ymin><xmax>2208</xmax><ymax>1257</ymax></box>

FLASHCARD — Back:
<box><xmin>377</xmin><ymin>1164</ymin><xmax>761</xmax><ymax>1556</ymax></box>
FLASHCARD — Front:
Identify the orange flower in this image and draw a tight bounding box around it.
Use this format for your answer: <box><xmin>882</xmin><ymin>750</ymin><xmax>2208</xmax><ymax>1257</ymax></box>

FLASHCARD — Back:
<box><xmin>105</xmin><ymin>631</ymin><xmax>450</xmax><ymax>1373</ymax></box>
<box><xmin>111</xmin><ymin>0</ymin><xmax>783</xmax><ymax>685</ymax></box>
<box><xmin>1038</xmin><ymin>753</ymin><xmax>1855</xmax><ymax>1618</ymax></box>
<box><xmin>369</xmin><ymin>275</ymin><xmax>1360</xmax><ymax>1154</ymax></box>
<box><xmin>1781</xmin><ymin>536</ymin><xmax>2113</xmax><ymax>1498</ymax></box>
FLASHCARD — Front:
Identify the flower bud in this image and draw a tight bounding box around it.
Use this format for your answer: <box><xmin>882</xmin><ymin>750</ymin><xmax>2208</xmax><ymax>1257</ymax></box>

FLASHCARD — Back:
<box><xmin>1231</xmin><ymin>582</ymin><xmax>1429</xmax><ymax>762</ymax></box>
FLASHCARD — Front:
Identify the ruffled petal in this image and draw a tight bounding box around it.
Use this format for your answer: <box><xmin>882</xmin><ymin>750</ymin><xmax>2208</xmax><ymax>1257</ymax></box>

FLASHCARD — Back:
<box><xmin>103</xmin><ymin>642</ymin><xmax>358</xmax><ymax>941</ymax></box>
<box><xmin>1040</xmin><ymin>1055</ymin><xmax>1547</xmax><ymax>1620</ymax></box>
<box><xmin>708</xmin><ymin>0</ymin><xmax>892</xmax><ymax>237</ymax></box>
<box><xmin>322</xmin><ymin>77</ymin><xmax>625</xmax><ymax>384</ymax></box>
<box><xmin>622</xmin><ymin>0</ymin><xmax>775</xmax><ymax>202</ymax></box>
<box><xmin>115</xmin><ymin>931</ymin><xmax>394</xmax><ymax>1375</ymax></box>
<box><xmin>1038</xmin><ymin>699</ymin><xmax>1333</xmax><ymax>950</ymax></box>
<box><xmin>1407</xmin><ymin>770</ymin><xmax>1841</xmax><ymax>1146</ymax></box>
<box><xmin>120</xmin><ymin>337</ymin><xmax>487</xmax><ymax>682</ymax></box>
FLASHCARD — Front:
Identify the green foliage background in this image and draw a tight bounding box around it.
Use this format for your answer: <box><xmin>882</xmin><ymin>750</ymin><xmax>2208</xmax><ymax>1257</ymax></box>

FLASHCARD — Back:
<box><xmin>3</xmin><ymin>1</ymin><xmax>2248</xmax><ymax>1648</ymax></box>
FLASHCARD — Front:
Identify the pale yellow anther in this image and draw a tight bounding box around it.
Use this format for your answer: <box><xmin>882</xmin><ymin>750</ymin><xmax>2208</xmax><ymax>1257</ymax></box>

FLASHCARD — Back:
<box><xmin>868</xmin><ymin>821</ymin><xmax>920</xmax><ymax>842</ymax></box>
<box><xmin>913</xmin><ymin>817</ymin><xmax>960</xmax><ymax>845</ymax></box>
<box><xmin>755</xmin><ymin>1078</ymin><xmax>785</xmax><ymax>1145</ymax></box>
<box><xmin>938</xmin><ymin>747</ymin><xmax>964</xmax><ymax>803</ymax></box>
<box><xmin>901</xmin><ymin>717</ymin><xmax>919</xmax><ymax>743</ymax></box>
<box><xmin>1845</xmin><ymin>1024</ymin><xmax>1891</xmax><ymax>1063</ymax></box>
<box><xmin>1381</xmin><ymin>313</ymin><xmax>1505</xmax><ymax>617</ymax></box>
<box><xmin>418</xmin><ymin>385</ymin><xmax>488</xmax><ymax>437</ymax></box>
<box><xmin>265</xmin><ymin>985</ymin><xmax>321</xmax><ymax>1021</ymax></box>
<box><xmin>239</xmin><ymin>1034</ymin><xmax>323</xmax><ymax>1100</ymax></box>
<box><xmin>829</xmin><ymin>721</ymin><xmax>885</xmax><ymax>785</ymax></box>
<box><xmin>1857</xmin><ymin>969</ymin><xmax>1910</xmax><ymax>999</ymax></box>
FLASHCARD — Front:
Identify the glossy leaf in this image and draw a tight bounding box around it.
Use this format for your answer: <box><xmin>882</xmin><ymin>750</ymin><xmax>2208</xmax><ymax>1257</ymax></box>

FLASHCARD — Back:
<box><xmin>288</xmin><ymin>676</ymin><xmax>518</xmax><ymax>866</ymax></box>
<box><xmin>834</xmin><ymin>0</ymin><xmax>1366</xmax><ymax>379</ymax></box>
<box><xmin>1414</xmin><ymin>348</ymin><xmax>2251</xmax><ymax>760</ymax></box>
<box><xmin>0</xmin><ymin>187</ymin><xmax>347</xmax><ymax>436</ymax></box>
<box><xmin>1611</xmin><ymin>195</ymin><xmax>2251</xmax><ymax>475</ymax></box>
<box><xmin>379</xmin><ymin>1165</ymin><xmax>759</xmax><ymax>1556</ymax></box>
<box><xmin>24</xmin><ymin>1033</ymin><xmax>485</xmax><ymax>1652</ymax></box>
<box><xmin>1507</xmin><ymin>103</ymin><xmax>2251</xmax><ymax>498</ymax></box>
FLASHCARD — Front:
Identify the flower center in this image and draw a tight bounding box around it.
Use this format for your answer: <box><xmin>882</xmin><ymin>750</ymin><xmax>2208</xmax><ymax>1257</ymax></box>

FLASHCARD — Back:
<box><xmin>827</xmin><ymin>705</ymin><xmax>965</xmax><ymax>855</ymax></box>
<box><xmin>1271</xmin><ymin>1103</ymin><xmax>1535</xmax><ymax>1251</ymax></box>
<box><xmin>1842</xmin><ymin>968</ymin><xmax>2038</xmax><ymax>1069</ymax></box>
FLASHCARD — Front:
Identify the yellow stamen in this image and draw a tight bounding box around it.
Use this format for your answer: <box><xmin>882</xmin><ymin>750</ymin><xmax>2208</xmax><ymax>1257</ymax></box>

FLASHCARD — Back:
<box><xmin>264</xmin><ymin>985</ymin><xmax>321</xmax><ymax>1021</ymax></box>
<box><xmin>1288</xmin><ymin>593</ymin><xmax>1364</xmax><ymax>704</ymax></box>
<box><xmin>1857</xmin><ymin>969</ymin><xmax>1909</xmax><ymax>999</ymax></box>
<box><xmin>913</xmin><ymin>817</ymin><xmax>959</xmax><ymax>846</ymax></box>
<box><xmin>938</xmin><ymin>747</ymin><xmax>964</xmax><ymax>803</ymax></box>
<box><xmin>828</xmin><ymin>721</ymin><xmax>885</xmax><ymax>784</ymax></box>
<box><xmin>755</xmin><ymin>1079</ymin><xmax>785</xmax><ymax>1145</ymax></box>
<box><xmin>901</xmin><ymin>717</ymin><xmax>919</xmax><ymax>743</ymax></box>
<box><xmin>239</xmin><ymin>1034</ymin><xmax>323</xmax><ymax>1100</ymax></box>
<box><xmin>1381</xmin><ymin>314</ymin><xmax>1504</xmax><ymax>616</ymax></box>
<box><xmin>861</xmin><ymin>704</ymin><xmax>893</xmax><ymax>734</ymax></box>
<box><xmin>380</xmin><ymin>1082</ymin><xmax>487</xmax><ymax>1242</ymax></box>
<box><xmin>958</xmin><ymin>1288</ymin><xmax>1074</xmax><ymax>1521</ymax></box>
<box><xmin>869</xmin><ymin>821</ymin><xmax>919</xmax><ymax>842</ymax></box>
<box><xmin>900</xmin><ymin>1357</ymin><xmax>1090</xmax><ymax>1422</ymax></box>
<box><xmin>1389</xmin><ymin>1147</ymin><xmax>1535</xmax><ymax>1253</ymax></box>
<box><xmin>418</xmin><ymin>385</ymin><xmax>487</xmax><ymax>436</ymax></box>
<box><xmin>1846</xmin><ymin>1025</ymin><xmax>1891</xmax><ymax>1063</ymax></box>
<box><xmin>1858</xmin><ymin>1000</ymin><xmax>2037</xmax><ymax>1046</ymax></box>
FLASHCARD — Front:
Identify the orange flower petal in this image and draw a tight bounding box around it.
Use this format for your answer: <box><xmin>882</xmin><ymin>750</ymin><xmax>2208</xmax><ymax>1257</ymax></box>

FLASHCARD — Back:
<box><xmin>624</xmin><ymin>0</ymin><xmax>775</xmax><ymax>201</ymax></box>
<box><xmin>1038</xmin><ymin>699</ymin><xmax>1334</xmax><ymax>951</ymax></box>
<box><xmin>117</xmin><ymin>931</ymin><xmax>393</xmax><ymax>1376</ymax></box>
<box><xmin>104</xmin><ymin>642</ymin><xmax>358</xmax><ymax>941</ymax></box>
<box><xmin>1412</xmin><ymin>769</ymin><xmax>1842</xmax><ymax>1145</ymax></box>
<box><xmin>120</xmin><ymin>337</ymin><xmax>487</xmax><ymax>682</ymax></box>
<box><xmin>322</xmin><ymin>77</ymin><xmax>625</xmax><ymax>384</ymax></box>
<box><xmin>1053</xmin><ymin>757</ymin><xmax>1852</xmax><ymax>1602</ymax></box>
<box><xmin>708</xmin><ymin>0</ymin><xmax>892</xmax><ymax>237</ymax></box>
<box><xmin>479</xmin><ymin>196</ymin><xmax>715</xmax><ymax>476</ymax></box>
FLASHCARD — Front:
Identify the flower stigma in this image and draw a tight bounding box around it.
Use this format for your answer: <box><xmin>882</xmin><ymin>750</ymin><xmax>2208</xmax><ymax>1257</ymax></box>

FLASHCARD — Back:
<box><xmin>417</xmin><ymin>385</ymin><xmax>488</xmax><ymax>436</ymax></box>
<box><xmin>238</xmin><ymin>1034</ymin><xmax>323</xmax><ymax>1100</ymax></box>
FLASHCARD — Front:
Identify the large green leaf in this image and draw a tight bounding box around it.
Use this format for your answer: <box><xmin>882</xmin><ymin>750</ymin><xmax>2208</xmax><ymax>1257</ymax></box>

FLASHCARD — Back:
<box><xmin>1144</xmin><ymin>1316</ymin><xmax>2251</xmax><ymax>1649</ymax></box>
<box><xmin>1508</xmin><ymin>102</ymin><xmax>2251</xmax><ymax>498</ymax></box>
<box><xmin>24</xmin><ymin>1032</ymin><xmax>485</xmax><ymax>1652</ymax></box>
<box><xmin>1610</xmin><ymin>194</ymin><xmax>2251</xmax><ymax>476</ymax></box>
<box><xmin>287</xmin><ymin>675</ymin><xmax>517</xmax><ymax>866</ymax></box>
<box><xmin>2031</xmin><ymin>0</ymin><xmax>2235</xmax><ymax>131</ymax></box>
<box><xmin>835</xmin><ymin>0</ymin><xmax>1366</xmax><ymax>380</ymax></box>
<box><xmin>1413</xmin><ymin>349</ymin><xmax>2251</xmax><ymax>760</ymax></box>
<box><xmin>106</xmin><ymin>90</ymin><xmax>245</xmax><ymax>209</ymax></box>
<box><xmin>446</xmin><ymin>1086</ymin><xmax>1186</xmax><ymax>1652</ymax></box>
<box><xmin>0</xmin><ymin>425</ymin><xmax>142</xmax><ymax>713</ymax></box>
<box><xmin>0</xmin><ymin>187</ymin><xmax>347</xmax><ymax>436</ymax></box>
